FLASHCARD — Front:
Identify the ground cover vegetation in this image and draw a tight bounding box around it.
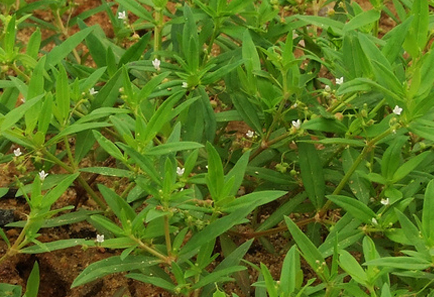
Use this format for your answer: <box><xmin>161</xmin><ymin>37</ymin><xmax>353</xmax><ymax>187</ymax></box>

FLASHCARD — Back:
<box><xmin>1</xmin><ymin>0</ymin><xmax>434</xmax><ymax>296</ymax></box>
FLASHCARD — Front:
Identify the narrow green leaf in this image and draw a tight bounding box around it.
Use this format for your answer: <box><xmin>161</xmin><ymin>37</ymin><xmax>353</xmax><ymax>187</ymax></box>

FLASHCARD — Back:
<box><xmin>26</xmin><ymin>28</ymin><xmax>41</xmax><ymax>60</ymax></box>
<box><xmin>381</xmin><ymin>136</ymin><xmax>407</xmax><ymax>181</ymax></box>
<box><xmin>298</xmin><ymin>142</ymin><xmax>325</xmax><ymax>209</ymax></box>
<box><xmin>126</xmin><ymin>274</ymin><xmax>176</xmax><ymax>291</ymax></box>
<box><xmin>344</xmin><ymin>10</ymin><xmax>380</xmax><ymax>32</ymax></box>
<box><xmin>118</xmin><ymin>32</ymin><xmax>150</xmax><ymax>66</ymax></box>
<box><xmin>232</xmin><ymin>93</ymin><xmax>262</xmax><ymax>134</ymax></box>
<box><xmin>20</xmin><ymin>239</ymin><xmax>85</xmax><ymax>254</ymax></box>
<box><xmin>56</xmin><ymin>64</ymin><xmax>70</xmax><ymax>125</ymax></box>
<box><xmin>242</xmin><ymin>30</ymin><xmax>261</xmax><ymax>74</ymax></box>
<box><xmin>422</xmin><ymin>180</ymin><xmax>434</xmax><ymax>244</ymax></box>
<box><xmin>206</xmin><ymin>142</ymin><xmax>225</xmax><ymax>201</ymax></box>
<box><xmin>144</xmin><ymin>142</ymin><xmax>203</xmax><ymax>156</ymax></box>
<box><xmin>339</xmin><ymin>250</ymin><xmax>368</xmax><ymax>286</ymax></box>
<box><xmin>364</xmin><ymin>257</ymin><xmax>431</xmax><ymax>270</ymax></box>
<box><xmin>180</xmin><ymin>191</ymin><xmax>286</xmax><ymax>257</ymax></box>
<box><xmin>284</xmin><ymin>216</ymin><xmax>329</xmax><ymax>280</ymax></box>
<box><xmin>280</xmin><ymin>245</ymin><xmax>300</xmax><ymax>294</ymax></box>
<box><xmin>40</xmin><ymin>173</ymin><xmax>79</xmax><ymax>209</ymax></box>
<box><xmin>392</xmin><ymin>151</ymin><xmax>431</xmax><ymax>183</ymax></box>
<box><xmin>45</xmin><ymin>26</ymin><xmax>94</xmax><ymax>68</ymax></box>
<box><xmin>225</xmin><ymin>151</ymin><xmax>250</xmax><ymax>197</ymax></box>
<box><xmin>326</xmin><ymin>195</ymin><xmax>376</xmax><ymax>224</ymax></box>
<box><xmin>403</xmin><ymin>0</ymin><xmax>428</xmax><ymax>57</ymax></box>
<box><xmin>71</xmin><ymin>255</ymin><xmax>160</xmax><ymax>288</ymax></box>
<box><xmin>342</xmin><ymin>148</ymin><xmax>371</xmax><ymax>204</ymax></box>
<box><xmin>98</xmin><ymin>184</ymin><xmax>136</xmax><ymax>222</ymax></box>
<box><xmin>92</xmin><ymin>130</ymin><xmax>124</xmax><ymax>160</ymax></box>
<box><xmin>141</xmin><ymin>91</ymin><xmax>184</xmax><ymax>144</ymax></box>
<box><xmin>1</xmin><ymin>94</ymin><xmax>43</xmax><ymax>131</ymax></box>
<box><xmin>23</xmin><ymin>262</ymin><xmax>39</xmax><ymax>297</ymax></box>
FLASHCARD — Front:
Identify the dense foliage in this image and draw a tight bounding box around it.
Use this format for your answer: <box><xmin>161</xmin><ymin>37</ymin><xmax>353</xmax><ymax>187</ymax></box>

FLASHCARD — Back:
<box><xmin>1</xmin><ymin>0</ymin><xmax>434</xmax><ymax>296</ymax></box>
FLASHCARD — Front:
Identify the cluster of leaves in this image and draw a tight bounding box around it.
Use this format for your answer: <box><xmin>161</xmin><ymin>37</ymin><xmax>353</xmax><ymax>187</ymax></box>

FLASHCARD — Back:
<box><xmin>1</xmin><ymin>0</ymin><xmax>434</xmax><ymax>296</ymax></box>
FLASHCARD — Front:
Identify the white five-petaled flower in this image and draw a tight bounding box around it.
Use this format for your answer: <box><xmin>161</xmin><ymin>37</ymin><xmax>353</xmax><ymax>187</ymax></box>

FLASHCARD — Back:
<box><xmin>13</xmin><ymin>148</ymin><xmax>22</xmax><ymax>157</ymax></box>
<box><xmin>335</xmin><ymin>77</ymin><xmax>344</xmax><ymax>85</ymax></box>
<box><xmin>96</xmin><ymin>234</ymin><xmax>104</xmax><ymax>243</ymax></box>
<box><xmin>152</xmin><ymin>58</ymin><xmax>161</xmax><ymax>71</ymax></box>
<box><xmin>381</xmin><ymin>198</ymin><xmax>390</xmax><ymax>206</ymax></box>
<box><xmin>39</xmin><ymin>170</ymin><xmax>48</xmax><ymax>181</ymax></box>
<box><xmin>393</xmin><ymin>105</ymin><xmax>403</xmax><ymax>115</ymax></box>
<box><xmin>246</xmin><ymin>130</ymin><xmax>255</xmax><ymax>138</ymax></box>
<box><xmin>292</xmin><ymin>119</ymin><xmax>301</xmax><ymax>130</ymax></box>
<box><xmin>182</xmin><ymin>82</ymin><xmax>188</xmax><ymax>88</ymax></box>
<box><xmin>118</xmin><ymin>11</ymin><xmax>126</xmax><ymax>20</ymax></box>
<box><xmin>89</xmin><ymin>88</ymin><xmax>98</xmax><ymax>95</ymax></box>
<box><xmin>371</xmin><ymin>217</ymin><xmax>378</xmax><ymax>225</ymax></box>
<box><xmin>176</xmin><ymin>167</ymin><xmax>185</xmax><ymax>176</ymax></box>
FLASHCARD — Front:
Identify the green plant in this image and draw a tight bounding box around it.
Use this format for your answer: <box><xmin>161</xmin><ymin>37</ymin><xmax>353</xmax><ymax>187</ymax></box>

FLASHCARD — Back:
<box><xmin>2</xmin><ymin>0</ymin><xmax>434</xmax><ymax>296</ymax></box>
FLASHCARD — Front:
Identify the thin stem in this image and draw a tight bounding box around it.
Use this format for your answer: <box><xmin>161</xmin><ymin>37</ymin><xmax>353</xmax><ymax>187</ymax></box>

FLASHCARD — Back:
<box><xmin>42</xmin><ymin>148</ymin><xmax>107</xmax><ymax>209</ymax></box>
<box><xmin>11</xmin><ymin>63</ymin><xmax>30</xmax><ymax>82</ymax></box>
<box><xmin>318</xmin><ymin>128</ymin><xmax>393</xmax><ymax>217</ymax></box>
<box><xmin>63</xmin><ymin>136</ymin><xmax>77</xmax><ymax>171</ymax></box>
<box><xmin>54</xmin><ymin>9</ymin><xmax>81</xmax><ymax>64</ymax></box>
<box><xmin>164</xmin><ymin>214</ymin><xmax>172</xmax><ymax>256</ymax></box>
<box><xmin>153</xmin><ymin>8</ymin><xmax>164</xmax><ymax>55</ymax></box>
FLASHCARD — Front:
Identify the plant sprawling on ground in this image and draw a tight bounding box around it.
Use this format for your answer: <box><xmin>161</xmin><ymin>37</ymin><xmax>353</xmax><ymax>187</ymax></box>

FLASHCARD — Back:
<box><xmin>1</xmin><ymin>0</ymin><xmax>434</xmax><ymax>296</ymax></box>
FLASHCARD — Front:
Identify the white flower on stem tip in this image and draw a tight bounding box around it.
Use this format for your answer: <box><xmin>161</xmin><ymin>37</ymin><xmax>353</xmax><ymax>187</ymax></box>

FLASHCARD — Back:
<box><xmin>292</xmin><ymin>119</ymin><xmax>301</xmax><ymax>130</ymax></box>
<box><xmin>324</xmin><ymin>85</ymin><xmax>331</xmax><ymax>92</ymax></box>
<box><xmin>118</xmin><ymin>11</ymin><xmax>126</xmax><ymax>20</ymax></box>
<box><xmin>96</xmin><ymin>234</ymin><xmax>104</xmax><ymax>243</ymax></box>
<box><xmin>89</xmin><ymin>88</ymin><xmax>98</xmax><ymax>95</ymax></box>
<box><xmin>393</xmin><ymin>105</ymin><xmax>403</xmax><ymax>115</ymax></box>
<box><xmin>152</xmin><ymin>58</ymin><xmax>161</xmax><ymax>71</ymax></box>
<box><xmin>13</xmin><ymin>148</ymin><xmax>22</xmax><ymax>157</ymax></box>
<box><xmin>381</xmin><ymin>198</ymin><xmax>390</xmax><ymax>206</ymax></box>
<box><xmin>246</xmin><ymin>130</ymin><xmax>255</xmax><ymax>138</ymax></box>
<box><xmin>176</xmin><ymin>167</ymin><xmax>185</xmax><ymax>176</ymax></box>
<box><xmin>371</xmin><ymin>217</ymin><xmax>378</xmax><ymax>225</ymax></box>
<box><xmin>335</xmin><ymin>77</ymin><xmax>344</xmax><ymax>85</ymax></box>
<box><xmin>39</xmin><ymin>170</ymin><xmax>48</xmax><ymax>181</ymax></box>
<box><xmin>182</xmin><ymin>82</ymin><xmax>188</xmax><ymax>88</ymax></box>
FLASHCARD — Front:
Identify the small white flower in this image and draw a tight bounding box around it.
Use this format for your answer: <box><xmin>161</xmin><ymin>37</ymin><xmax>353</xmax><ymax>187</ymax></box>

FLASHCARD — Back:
<box><xmin>291</xmin><ymin>103</ymin><xmax>298</xmax><ymax>109</ymax></box>
<box><xmin>246</xmin><ymin>130</ymin><xmax>255</xmax><ymax>138</ymax></box>
<box><xmin>39</xmin><ymin>170</ymin><xmax>48</xmax><ymax>181</ymax></box>
<box><xmin>371</xmin><ymin>217</ymin><xmax>378</xmax><ymax>225</ymax></box>
<box><xmin>381</xmin><ymin>198</ymin><xmax>390</xmax><ymax>206</ymax></box>
<box><xmin>335</xmin><ymin>77</ymin><xmax>344</xmax><ymax>85</ymax></box>
<box><xmin>89</xmin><ymin>88</ymin><xmax>98</xmax><ymax>95</ymax></box>
<box><xmin>182</xmin><ymin>82</ymin><xmax>188</xmax><ymax>88</ymax></box>
<box><xmin>118</xmin><ymin>11</ymin><xmax>126</xmax><ymax>20</ymax></box>
<box><xmin>176</xmin><ymin>167</ymin><xmax>185</xmax><ymax>176</ymax></box>
<box><xmin>152</xmin><ymin>58</ymin><xmax>161</xmax><ymax>71</ymax></box>
<box><xmin>324</xmin><ymin>85</ymin><xmax>331</xmax><ymax>92</ymax></box>
<box><xmin>393</xmin><ymin>105</ymin><xmax>403</xmax><ymax>115</ymax></box>
<box><xmin>13</xmin><ymin>148</ymin><xmax>22</xmax><ymax>157</ymax></box>
<box><xmin>205</xmin><ymin>165</ymin><xmax>208</xmax><ymax>169</ymax></box>
<box><xmin>96</xmin><ymin>234</ymin><xmax>104</xmax><ymax>243</ymax></box>
<box><xmin>292</xmin><ymin>119</ymin><xmax>301</xmax><ymax>130</ymax></box>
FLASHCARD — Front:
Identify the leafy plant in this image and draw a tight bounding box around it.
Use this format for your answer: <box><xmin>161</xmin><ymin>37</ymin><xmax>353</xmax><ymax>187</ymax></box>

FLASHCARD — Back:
<box><xmin>2</xmin><ymin>0</ymin><xmax>434</xmax><ymax>296</ymax></box>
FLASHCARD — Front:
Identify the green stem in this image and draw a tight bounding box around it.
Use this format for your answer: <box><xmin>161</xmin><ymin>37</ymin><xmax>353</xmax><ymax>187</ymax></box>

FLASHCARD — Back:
<box><xmin>164</xmin><ymin>214</ymin><xmax>172</xmax><ymax>256</ymax></box>
<box><xmin>153</xmin><ymin>8</ymin><xmax>164</xmax><ymax>55</ymax></box>
<box><xmin>63</xmin><ymin>136</ymin><xmax>77</xmax><ymax>171</ymax></box>
<box><xmin>42</xmin><ymin>148</ymin><xmax>107</xmax><ymax>210</ymax></box>
<box><xmin>318</xmin><ymin>128</ymin><xmax>392</xmax><ymax>217</ymax></box>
